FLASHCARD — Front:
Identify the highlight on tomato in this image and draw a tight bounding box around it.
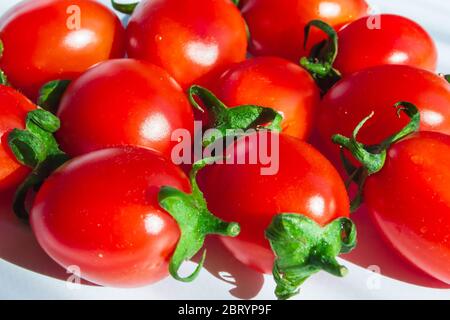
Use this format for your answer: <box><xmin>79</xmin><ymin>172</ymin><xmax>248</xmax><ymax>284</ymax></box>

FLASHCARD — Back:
<box><xmin>0</xmin><ymin>0</ymin><xmax>126</xmax><ymax>100</ymax></box>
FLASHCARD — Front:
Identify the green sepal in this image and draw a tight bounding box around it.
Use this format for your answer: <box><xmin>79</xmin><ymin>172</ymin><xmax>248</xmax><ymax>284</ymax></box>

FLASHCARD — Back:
<box><xmin>189</xmin><ymin>85</ymin><xmax>283</xmax><ymax>147</ymax></box>
<box><xmin>0</xmin><ymin>39</ymin><xmax>9</xmax><ymax>86</ymax></box>
<box><xmin>158</xmin><ymin>158</ymin><xmax>241</xmax><ymax>282</ymax></box>
<box><xmin>8</xmin><ymin>109</ymin><xmax>69</xmax><ymax>220</ymax></box>
<box><xmin>231</xmin><ymin>0</ymin><xmax>240</xmax><ymax>6</ymax></box>
<box><xmin>38</xmin><ymin>80</ymin><xmax>70</xmax><ymax>114</ymax></box>
<box><xmin>111</xmin><ymin>0</ymin><xmax>138</xmax><ymax>15</ymax></box>
<box><xmin>266</xmin><ymin>214</ymin><xmax>357</xmax><ymax>300</ymax></box>
<box><xmin>444</xmin><ymin>74</ymin><xmax>450</xmax><ymax>83</ymax></box>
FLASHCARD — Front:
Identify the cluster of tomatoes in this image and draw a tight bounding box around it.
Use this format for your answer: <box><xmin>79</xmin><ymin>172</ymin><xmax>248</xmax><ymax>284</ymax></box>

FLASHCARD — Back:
<box><xmin>0</xmin><ymin>0</ymin><xmax>449</xmax><ymax>299</ymax></box>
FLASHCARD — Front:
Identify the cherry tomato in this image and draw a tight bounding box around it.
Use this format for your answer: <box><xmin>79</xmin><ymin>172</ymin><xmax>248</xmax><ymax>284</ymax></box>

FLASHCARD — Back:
<box><xmin>198</xmin><ymin>131</ymin><xmax>350</xmax><ymax>273</ymax></box>
<box><xmin>0</xmin><ymin>0</ymin><xmax>125</xmax><ymax>100</ymax></box>
<box><xmin>318</xmin><ymin>65</ymin><xmax>450</xmax><ymax>162</ymax></box>
<box><xmin>0</xmin><ymin>85</ymin><xmax>36</xmax><ymax>191</ymax></box>
<box><xmin>363</xmin><ymin>132</ymin><xmax>450</xmax><ymax>284</ymax></box>
<box><xmin>210</xmin><ymin>57</ymin><xmax>320</xmax><ymax>140</ymax></box>
<box><xmin>31</xmin><ymin>146</ymin><xmax>189</xmax><ymax>287</ymax></box>
<box><xmin>334</xmin><ymin>14</ymin><xmax>437</xmax><ymax>75</ymax></box>
<box><xmin>126</xmin><ymin>0</ymin><xmax>248</xmax><ymax>89</ymax></box>
<box><xmin>242</xmin><ymin>0</ymin><xmax>368</xmax><ymax>62</ymax></box>
<box><xmin>56</xmin><ymin>59</ymin><xmax>194</xmax><ymax>159</ymax></box>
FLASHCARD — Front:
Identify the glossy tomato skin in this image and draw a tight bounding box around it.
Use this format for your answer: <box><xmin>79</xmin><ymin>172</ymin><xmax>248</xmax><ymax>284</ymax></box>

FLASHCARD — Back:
<box><xmin>334</xmin><ymin>14</ymin><xmax>437</xmax><ymax>75</ymax></box>
<box><xmin>365</xmin><ymin>132</ymin><xmax>450</xmax><ymax>284</ymax></box>
<box><xmin>0</xmin><ymin>85</ymin><xmax>36</xmax><ymax>191</ymax></box>
<box><xmin>0</xmin><ymin>0</ymin><xmax>125</xmax><ymax>100</ymax></box>
<box><xmin>56</xmin><ymin>59</ymin><xmax>194</xmax><ymax>159</ymax></box>
<box><xmin>126</xmin><ymin>0</ymin><xmax>248</xmax><ymax>89</ymax></box>
<box><xmin>242</xmin><ymin>0</ymin><xmax>368</xmax><ymax>62</ymax></box>
<box><xmin>198</xmin><ymin>132</ymin><xmax>350</xmax><ymax>273</ymax></box>
<box><xmin>31</xmin><ymin>147</ymin><xmax>190</xmax><ymax>287</ymax></box>
<box><xmin>318</xmin><ymin>65</ymin><xmax>450</xmax><ymax>163</ymax></box>
<box><xmin>211</xmin><ymin>57</ymin><xmax>320</xmax><ymax>140</ymax></box>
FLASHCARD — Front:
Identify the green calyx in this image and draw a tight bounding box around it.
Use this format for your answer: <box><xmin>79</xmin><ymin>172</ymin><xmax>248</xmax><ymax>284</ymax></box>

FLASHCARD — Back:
<box><xmin>0</xmin><ymin>39</ymin><xmax>9</xmax><ymax>86</ymax></box>
<box><xmin>111</xmin><ymin>0</ymin><xmax>138</xmax><ymax>15</ymax></box>
<box><xmin>8</xmin><ymin>109</ymin><xmax>69</xmax><ymax>220</ymax></box>
<box><xmin>189</xmin><ymin>85</ymin><xmax>283</xmax><ymax>147</ymax></box>
<box><xmin>38</xmin><ymin>80</ymin><xmax>70</xmax><ymax>114</ymax></box>
<box><xmin>158</xmin><ymin>157</ymin><xmax>240</xmax><ymax>282</ymax></box>
<box><xmin>266</xmin><ymin>214</ymin><xmax>357</xmax><ymax>300</ymax></box>
<box><xmin>445</xmin><ymin>74</ymin><xmax>450</xmax><ymax>83</ymax></box>
<box><xmin>332</xmin><ymin>102</ymin><xmax>421</xmax><ymax>211</ymax></box>
<box><xmin>299</xmin><ymin>20</ymin><xmax>341</xmax><ymax>93</ymax></box>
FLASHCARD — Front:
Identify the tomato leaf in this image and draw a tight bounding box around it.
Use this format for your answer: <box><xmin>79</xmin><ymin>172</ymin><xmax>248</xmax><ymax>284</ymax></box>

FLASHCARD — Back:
<box><xmin>265</xmin><ymin>214</ymin><xmax>357</xmax><ymax>300</ymax></box>
<box><xmin>158</xmin><ymin>157</ymin><xmax>240</xmax><ymax>282</ymax></box>
<box><xmin>189</xmin><ymin>85</ymin><xmax>283</xmax><ymax>147</ymax></box>
<box><xmin>38</xmin><ymin>80</ymin><xmax>71</xmax><ymax>114</ymax></box>
<box><xmin>111</xmin><ymin>0</ymin><xmax>138</xmax><ymax>15</ymax></box>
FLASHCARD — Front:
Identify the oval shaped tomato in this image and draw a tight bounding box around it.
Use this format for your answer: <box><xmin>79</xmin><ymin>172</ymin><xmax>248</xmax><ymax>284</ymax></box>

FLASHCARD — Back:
<box><xmin>318</xmin><ymin>65</ymin><xmax>450</xmax><ymax>162</ymax></box>
<box><xmin>210</xmin><ymin>57</ymin><xmax>320</xmax><ymax>140</ymax></box>
<box><xmin>0</xmin><ymin>85</ymin><xmax>36</xmax><ymax>191</ymax></box>
<box><xmin>334</xmin><ymin>14</ymin><xmax>437</xmax><ymax>75</ymax></box>
<box><xmin>242</xmin><ymin>0</ymin><xmax>368</xmax><ymax>62</ymax></box>
<box><xmin>198</xmin><ymin>131</ymin><xmax>350</xmax><ymax>273</ymax></box>
<box><xmin>56</xmin><ymin>59</ymin><xmax>194</xmax><ymax>159</ymax></box>
<box><xmin>364</xmin><ymin>132</ymin><xmax>450</xmax><ymax>284</ymax></box>
<box><xmin>0</xmin><ymin>0</ymin><xmax>125</xmax><ymax>100</ymax></box>
<box><xmin>126</xmin><ymin>0</ymin><xmax>248</xmax><ymax>89</ymax></box>
<box><xmin>31</xmin><ymin>146</ymin><xmax>189</xmax><ymax>287</ymax></box>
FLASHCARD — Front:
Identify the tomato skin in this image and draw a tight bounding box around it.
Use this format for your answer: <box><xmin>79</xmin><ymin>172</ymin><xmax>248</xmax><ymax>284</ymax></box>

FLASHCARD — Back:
<box><xmin>56</xmin><ymin>59</ymin><xmax>194</xmax><ymax>159</ymax></box>
<box><xmin>334</xmin><ymin>15</ymin><xmax>437</xmax><ymax>75</ymax></box>
<box><xmin>31</xmin><ymin>147</ymin><xmax>190</xmax><ymax>287</ymax></box>
<box><xmin>318</xmin><ymin>65</ymin><xmax>450</xmax><ymax>163</ymax></box>
<box><xmin>0</xmin><ymin>0</ymin><xmax>125</xmax><ymax>101</ymax></box>
<box><xmin>210</xmin><ymin>57</ymin><xmax>320</xmax><ymax>140</ymax></box>
<box><xmin>242</xmin><ymin>0</ymin><xmax>368</xmax><ymax>62</ymax></box>
<box><xmin>198</xmin><ymin>132</ymin><xmax>350</xmax><ymax>273</ymax></box>
<box><xmin>364</xmin><ymin>132</ymin><xmax>450</xmax><ymax>284</ymax></box>
<box><xmin>126</xmin><ymin>0</ymin><xmax>248</xmax><ymax>89</ymax></box>
<box><xmin>0</xmin><ymin>85</ymin><xmax>36</xmax><ymax>191</ymax></box>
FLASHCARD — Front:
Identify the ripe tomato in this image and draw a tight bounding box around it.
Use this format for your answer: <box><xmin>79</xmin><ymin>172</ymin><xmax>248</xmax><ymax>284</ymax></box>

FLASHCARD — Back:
<box><xmin>126</xmin><ymin>0</ymin><xmax>248</xmax><ymax>89</ymax></box>
<box><xmin>0</xmin><ymin>0</ymin><xmax>125</xmax><ymax>101</ymax></box>
<box><xmin>31</xmin><ymin>147</ymin><xmax>189</xmax><ymax>287</ymax></box>
<box><xmin>198</xmin><ymin>131</ymin><xmax>350</xmax><ymax>274</ymax></box>
<box><xmin>363</xmin><ymin>132</ymin><xmax>450</xmax><ymax>285</ymax></box>
<box><xmin>242</xmin><ymin>0</ymin><xmax>368</xmax><ymax>62</ymax></box>
<box><xmin>333</xmin><ymin>14</ymin><xmax>437</xmax><ymax>75</ymax></box>
<box><xmin>0</xmin><ymin>85</ymin><xmax>36</xmax><ymax>191</ymax></box>
<box><xmin>318</xmin><ymin>65</ymin><xmax>450</xmax><ymax>162</ymax></box>
<box><xmin>56</xmin><ymin>59</ymin><xmax>194</xmax><ymax>159</ymax></box>
<box><xmin>210</xmin><ymin>57</ymin><xmax>320</xmax><ymax>140</ymax></box>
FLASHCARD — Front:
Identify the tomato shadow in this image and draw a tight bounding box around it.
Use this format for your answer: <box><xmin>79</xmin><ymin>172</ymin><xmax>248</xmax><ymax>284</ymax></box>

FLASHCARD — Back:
<box><xmin>192</xmin><ymin>236</ymin><xmax>265</xmax><ymax>300</ymax></box>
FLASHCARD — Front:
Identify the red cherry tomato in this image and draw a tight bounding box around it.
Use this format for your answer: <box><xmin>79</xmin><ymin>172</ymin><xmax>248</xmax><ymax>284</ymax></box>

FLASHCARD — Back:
<box><xmin>0</xmin><ymin>85</ymin><xmax>36</xmax><ymax>191</ymax></box>
<box><xmin>0</xmin><ymin>0</ymin><xmax>125</xmax><ymax>100</ymax></box>
<box><xmin>364</xmin><ymin>132</ymin><xmax>450</xmax><ymax>284</ymax></box>
<box><xmin>334</xmin><ymin>14</ymin><xmax>437</xmax><ymax>75</ymax></box>
<box><xmin>56</xmin><ymin>59</ymin><xmax>194</xmax><ymax>159</ymax></box>
<box><xmin>210</xmin><ymin>57</ymin><xmax>320</xmax><ymax>140</ymax></box>
<box><xmin>318</xmin><ymin>65</ymin><xmax>450</xmax><ymax>162</ymax></box>
<box><xmin>31</xmin><ymin>146</ymin><xmax>189</xmax><ymax>287</ymax></box>
<box><xmin>126</xmin><ymin>0</ymin><xmax>248</xmax><ymax>89</ymax></box>
<box><xmin>242</xmin><ymin>0</ymin><xmax>368</xmax><ymax>62</ymax></box>
<box><xmin>198</xmin><ymin>131</ymin><xmax>350</xmax><ymax>273</ymax></box>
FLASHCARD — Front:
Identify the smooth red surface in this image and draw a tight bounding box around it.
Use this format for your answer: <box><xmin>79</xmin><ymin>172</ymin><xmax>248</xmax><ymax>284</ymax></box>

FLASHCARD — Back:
<box><xmin>0</xmin><ymin>0</ymin><xmax>125</xmax><ymax>100</ymax></box>
<box><xmin>334</xmin><ymin>14</ymin><xmax>437</xmax><ymax>75</ymax></box>
<box><xmin>31</xmin><ymin>147</ymin><xmax>190</xmax><ymax>287</ymax></box>
<box><xmin>56</xmin><ymin>59</ymin><xmax>194</xmax><ymax>159</ymax></box>
<box><xmin>198</xmin><ymin>132</ymin><xmax>350</xmax><ymax>273</ymax></box>
<box><xmin>242</xmin><ymin>0</ymin><xmax>368</xmax><ymax>62</ymax></box>
<box><xmin>211</xmin><ymin>57</ymin><xmax>320</xmax><ymax>140</ymax></box>
<box><xmin>0</xmin><ymin>85</ymin><xmax>36</xmax><ymax>191</ymax></box>
<box><xmin>365</xmin><ymin>132</ymin><xmax>450</xmax><ymax>285</ymax></box>
<box><xmin>318</xmin><ymin>65</ymin><xmax>450</xmax><ymax>163</ymax></box>
<box><xmin>126</xmin><ymin>0</ymin><xmax>247</xmax><ymax>89</ymax></box>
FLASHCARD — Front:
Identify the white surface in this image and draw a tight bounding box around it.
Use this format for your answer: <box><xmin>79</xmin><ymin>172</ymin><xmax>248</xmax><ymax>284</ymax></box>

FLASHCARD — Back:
<box><xmin>0</xmin><ymin>0</ymin><xmax>449</xmax><ymax>300</ymax></box>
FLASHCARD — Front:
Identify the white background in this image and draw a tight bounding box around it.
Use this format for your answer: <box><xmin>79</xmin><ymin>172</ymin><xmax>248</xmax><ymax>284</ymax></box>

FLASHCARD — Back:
<box><xmin>0</xmin><ymin>0</ymin><xmax>449</xmax><ymax>300</ymax></box>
